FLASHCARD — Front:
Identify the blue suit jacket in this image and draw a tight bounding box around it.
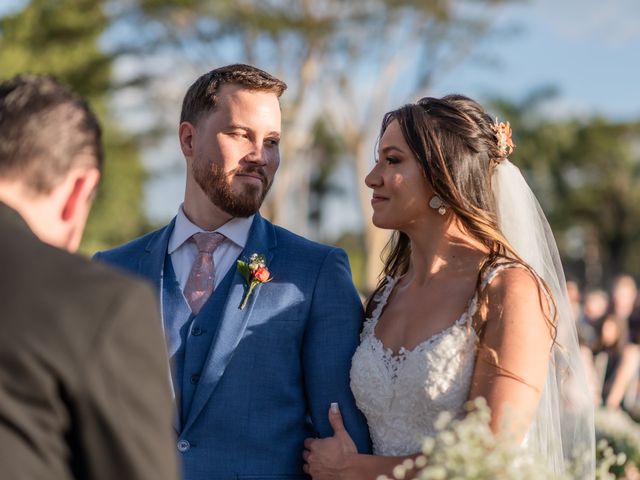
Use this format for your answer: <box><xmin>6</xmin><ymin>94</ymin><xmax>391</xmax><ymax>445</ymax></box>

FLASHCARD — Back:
<box><xmin>95</xmin><ymin>214</ymin><xmax>371</xmax><ymax>479</ymax></box>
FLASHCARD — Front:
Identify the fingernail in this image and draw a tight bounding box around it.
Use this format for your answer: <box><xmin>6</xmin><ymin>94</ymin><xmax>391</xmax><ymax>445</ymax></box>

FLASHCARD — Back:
<box><xmin>330</xmin><ymin>402</ymin><xmax>339</xmax><ymax>413</ymax></box>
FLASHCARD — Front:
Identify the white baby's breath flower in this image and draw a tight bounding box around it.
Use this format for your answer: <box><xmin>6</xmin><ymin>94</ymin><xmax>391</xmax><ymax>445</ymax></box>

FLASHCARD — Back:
<box><xmin>421</xmin><ymin>437</ymin><xmax>435</xmax><ymax>455</ymax></box>
<box><xmin>439</xmin><ymin>431</ymin><xmax>455</xmax><ymax>446</ymax></box>
<box><xmin>388</xmin><ymin>400</ymin><xmax>621</xmax><ymax>479</ymax></box>
<box><xmin>594</xmin><ymin>406</ymin><xmax>640</xmax><ymax>475</ymax></box>
<box><xmin>392</xmin><ymin>464</ymin><xmax>406</xmax><ymax>479</ymax></box>
<box><xmin>433</xmin><ymin>411</ymin><xmax>452</xmax><ymax>431</ymax></box>
<box><xmin>415</xmin><ymin>454</ymin><xmax>427</xmax><ymax>468</ymax></box>
<box><xmin>383</xmin><ymin>401</ymin><xmax>627</xmax><ymax>479</ymax></box>
<box><xmin>401</xmin><ymin>458</ymin><xmax>414</xmax><ymax>470</ymax></box>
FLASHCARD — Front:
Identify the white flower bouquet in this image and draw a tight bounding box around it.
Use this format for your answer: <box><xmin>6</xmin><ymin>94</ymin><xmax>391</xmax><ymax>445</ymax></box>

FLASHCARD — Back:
<box><xmin>378</xmin><ymin>398</ymin><xmax>624</xmax><ymax>480</ymax></box>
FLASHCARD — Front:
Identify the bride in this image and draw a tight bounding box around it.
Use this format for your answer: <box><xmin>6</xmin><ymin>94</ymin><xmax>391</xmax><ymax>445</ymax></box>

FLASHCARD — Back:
<box><xmin>303</xmin><ymin>95</ymin><xmax>594</xmax><ymax>478</ymax></box>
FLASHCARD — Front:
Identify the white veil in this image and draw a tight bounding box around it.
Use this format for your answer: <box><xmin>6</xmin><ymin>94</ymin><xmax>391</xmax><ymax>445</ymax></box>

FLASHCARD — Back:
<box><xmin>492</xmin><ymin>160</ymin><xmax>595</xmax><ymax>478</ymax></box>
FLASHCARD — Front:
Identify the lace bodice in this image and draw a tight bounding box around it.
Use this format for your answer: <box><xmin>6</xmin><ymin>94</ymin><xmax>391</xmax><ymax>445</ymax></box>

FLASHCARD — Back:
<box><xmin>351</xmin><ymin>265</ymin><xmax>508</xmax><ymax>456</ymax></box>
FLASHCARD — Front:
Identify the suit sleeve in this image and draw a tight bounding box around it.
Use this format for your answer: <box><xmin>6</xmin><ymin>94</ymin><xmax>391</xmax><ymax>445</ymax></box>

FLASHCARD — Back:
<box><xmin>77</xmin><ymin>280</ymin><xmax>179</xmax><ymax>480</ymax></box>
<box><xmin>303</xmin><ymin>248</ymin><xmax>372</xmax><ymax>453</ymax></box>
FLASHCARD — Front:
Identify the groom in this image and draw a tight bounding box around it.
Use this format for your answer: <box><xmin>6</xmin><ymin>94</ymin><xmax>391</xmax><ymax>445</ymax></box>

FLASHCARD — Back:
<box><xmin>95</xmin><ymin>64</ymin><xmax>370</xmax><ymax>478</ymax></box>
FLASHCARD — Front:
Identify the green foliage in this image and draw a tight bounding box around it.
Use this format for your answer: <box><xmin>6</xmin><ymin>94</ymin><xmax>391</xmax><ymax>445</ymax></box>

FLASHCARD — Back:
<box><xmin>596</xmin><ymin>407</ymin><xmax>640</xmax><ymax>478</ymax></box>
<box><xmin>0</xmin><ymin>0</ymin><xmax>148</xmax><ymax>254</ymax></box>
<box><xmin>335</xmin><ymin>232</ymin><xmax>367</xmax><ymax>293</ymax></box>
<box><xmin>82</xmin><ymin>127</ymin><xmax>149</xmax><ymax>253</ymax></box>
<box><xmin>0</xmin><ymin>0</ymin><xmax>110</xmax><ymax>98</ymax></box>
<box><xmin>558</xmin><ymin>120</ymin><xmax>640</xmax><ymax>277</ymax></box>
<box><xmin>490</xmin><ymin>93</ymin><xmax>640</xmax><ymax>285</ymax></box>
<box><xmin>308</xmin><ymin>116</ymin><xmax>345</xmax><ymax>236</ymax></box>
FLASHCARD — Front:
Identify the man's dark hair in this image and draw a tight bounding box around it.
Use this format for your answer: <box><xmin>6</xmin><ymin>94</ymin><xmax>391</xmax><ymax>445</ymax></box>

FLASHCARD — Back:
<box><xmin>0</xmin><ymin>74</ymin><xmax>103</xmax><ymax>193</ymax></box>
<box><xmin>180</xmin><ymin>64</ymin><xmax>287</xmax><ymax>125</ymax></box>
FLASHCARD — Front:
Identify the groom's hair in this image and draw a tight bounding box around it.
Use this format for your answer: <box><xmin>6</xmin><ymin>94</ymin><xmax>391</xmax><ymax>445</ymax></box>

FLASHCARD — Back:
<box><xmin>0</xmin><ymin>74</ymin><xmax>103</xmax><ymax>194</ymax></box>
<box><xmin>180</xmin><ymin>64</ymin><xmax>287</xmax><ymax>125</ymax></box>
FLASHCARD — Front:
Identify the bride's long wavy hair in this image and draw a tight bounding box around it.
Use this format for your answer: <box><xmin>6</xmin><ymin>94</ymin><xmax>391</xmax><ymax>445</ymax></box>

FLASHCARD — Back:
<box><xmin>365</xmin><ymin>95</ymin><xmax>557</xmax><ymax>342</ymax></box>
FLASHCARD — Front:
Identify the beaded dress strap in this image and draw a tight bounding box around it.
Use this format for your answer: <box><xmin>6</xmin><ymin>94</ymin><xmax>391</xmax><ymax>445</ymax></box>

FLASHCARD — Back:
<box><xmin>480</xmin><ymin>258</ymin><xmax>528</xmax><ymax>290</ymax></box>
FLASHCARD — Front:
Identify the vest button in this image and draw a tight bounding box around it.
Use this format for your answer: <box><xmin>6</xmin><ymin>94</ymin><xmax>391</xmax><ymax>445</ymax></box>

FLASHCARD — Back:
<box><xmin>177</xmin><ymin>439</ymin><xmax>190</xmax><ymax>452</ymax></box>
<box><xmin>191</xmin><ymin>326</ymin><xmax>203</xmax><ymax>336</ymax></box>
<box><xmin>190</xmin><ymin>374</ymin><xmax>200</xmax><ymax>384</ymax></box>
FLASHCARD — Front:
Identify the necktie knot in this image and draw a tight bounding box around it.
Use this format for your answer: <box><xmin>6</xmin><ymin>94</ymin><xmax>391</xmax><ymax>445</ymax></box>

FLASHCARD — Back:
<box><xmin>192</xmin><ymin>232</ymin><xmax>225</xmax><ymax>254</ymax></box>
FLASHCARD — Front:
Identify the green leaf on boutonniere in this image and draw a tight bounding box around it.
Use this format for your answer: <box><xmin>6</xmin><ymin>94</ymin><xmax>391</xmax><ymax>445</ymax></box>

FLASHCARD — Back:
<box><xmin>236</xmin><ymin>259</ymin><xmax>250</xmax><ymax>283</ymax></box>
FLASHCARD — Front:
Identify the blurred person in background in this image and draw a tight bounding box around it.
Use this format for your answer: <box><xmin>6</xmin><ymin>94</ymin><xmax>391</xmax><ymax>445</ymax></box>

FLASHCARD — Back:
<box><xmin>566</xmin><ymin>279</ymin><xmax>582</xmax><ymax>322</ymax></box>
<box><xmin>577</xmin><ymin>289</ymin><xmax>610</xmax><ymax>404</ymax></box>
<box><xmin>578</xmin><ymin>289</ymin><xmax>609</xmax><ymax>349</ymax></box>
<box><xmin>602</xmin><ymin>275</ymin><xmax>640</xmax><ymax>409</ymax></box>
<box><xmin>0</xmin><ymin>74</ymin><xmax>178</xmax><ymax>480</ymax></box>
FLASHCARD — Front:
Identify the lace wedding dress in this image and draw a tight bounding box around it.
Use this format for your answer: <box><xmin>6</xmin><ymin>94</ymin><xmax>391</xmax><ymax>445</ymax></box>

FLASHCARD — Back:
<box><xmin>352</xmin><ymin>270</ymin><xmax>484</xmax><ymax>456</ymax></box>
<box><xmin>350</xmin><ymin>260</ymin><xmax>593</xmax><ymax>476</ymax></box>
<box><xmin>350</xmin><ymin>260</ymin><xmax>544</xmax><ymax>458</ymax></box>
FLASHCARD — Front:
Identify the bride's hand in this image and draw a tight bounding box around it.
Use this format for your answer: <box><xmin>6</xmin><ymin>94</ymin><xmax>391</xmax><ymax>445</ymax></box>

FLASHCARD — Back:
<box><xmin>303</xmin><ymin>403</ymin><xmax>357</xmax><ymax>479</ymax></box>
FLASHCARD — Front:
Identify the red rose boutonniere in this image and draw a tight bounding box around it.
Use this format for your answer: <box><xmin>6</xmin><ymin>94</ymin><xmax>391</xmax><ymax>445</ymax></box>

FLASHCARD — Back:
<box><xmin>237</xmin><ymin>253</ymin><xmax>272</xmax><ymax>309</ymax></box>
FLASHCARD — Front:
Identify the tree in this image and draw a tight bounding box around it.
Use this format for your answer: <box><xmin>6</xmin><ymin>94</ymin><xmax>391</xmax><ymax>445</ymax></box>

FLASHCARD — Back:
<box><xmin>558</xmin><ymin>119</ymin><xmax>640</xmax><ymax>284</ymax></box>
<box><xmin>0</xmin><ymin>0</ymin><xmax>148</xmax><ymax>253</ymax></box>
<box><xmin>490</xmin><ymin>92</ymin><xmax>640</xmax><ymax>286</ymax></box>
<box><xmin>307</xmin><ymin>116</ymin><xmax>345</xmax><ymax>240</ymax></box>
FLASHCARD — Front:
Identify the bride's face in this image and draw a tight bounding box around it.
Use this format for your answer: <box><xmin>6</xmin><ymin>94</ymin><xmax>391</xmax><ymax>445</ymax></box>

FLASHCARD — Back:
<box><xmin>365</xmin><ymin>119</ymin><xmax>434</xmax><ymax>230</ymax></box>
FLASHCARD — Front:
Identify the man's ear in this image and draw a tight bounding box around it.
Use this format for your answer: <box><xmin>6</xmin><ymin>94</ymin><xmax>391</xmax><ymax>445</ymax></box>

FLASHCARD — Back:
<box><xmin>61</xmin><ymin>168</ymin><xmax>101</xmax><ymax>223</ymax></box>
<box><xmin>179</xmin><ymin>121</ymin><xmax>196</xmax><ymax>157</ymax></box>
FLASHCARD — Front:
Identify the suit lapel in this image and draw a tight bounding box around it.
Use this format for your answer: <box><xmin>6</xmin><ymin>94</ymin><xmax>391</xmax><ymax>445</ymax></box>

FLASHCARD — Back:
<box><xmin>139</xmin><ymin>217</ymin><xmax>176</xmax><ymax>294</ymax></box>
<box><xmin>136</xmin><ymin>218</ymin><xmax>178</xmax><ymax>429</ymax></box>
<box><xmin>182</xmin><ymin>214</ymin><xmax>277</xmax><ymax>432</ymax></box>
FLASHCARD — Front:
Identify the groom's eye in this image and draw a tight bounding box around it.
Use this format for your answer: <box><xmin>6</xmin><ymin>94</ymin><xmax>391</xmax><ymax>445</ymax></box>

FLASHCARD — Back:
<box><xmin>265</xmin><ymin>137</ymin><xmax>280</xmax><ymax>147</ymax></box>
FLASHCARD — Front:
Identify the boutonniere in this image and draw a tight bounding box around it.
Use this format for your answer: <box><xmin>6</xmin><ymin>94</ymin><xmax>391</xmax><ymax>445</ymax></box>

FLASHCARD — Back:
<box><xmin>237</xmin><ymin>253</ymin><xmax>272</xmax><ymax>309</ymax></box>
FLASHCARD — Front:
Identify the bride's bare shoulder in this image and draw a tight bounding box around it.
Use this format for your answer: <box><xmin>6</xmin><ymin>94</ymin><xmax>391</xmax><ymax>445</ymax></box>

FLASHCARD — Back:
<box><xmin>482</xmin><ymin>262</ymin><xmax>553</xmax><ymax>343</ymax></box>
<box><xmin>486</xmin><ymin>263</ymin><xmax>541</xmax><ymax>300</ymax></box>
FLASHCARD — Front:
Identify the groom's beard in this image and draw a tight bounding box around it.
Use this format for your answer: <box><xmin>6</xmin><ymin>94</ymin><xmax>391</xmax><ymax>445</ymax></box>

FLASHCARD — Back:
<box><xmin>194</xmin><ymin>160</ymin><xmax>272</xmax><ymax>218</ymax></box>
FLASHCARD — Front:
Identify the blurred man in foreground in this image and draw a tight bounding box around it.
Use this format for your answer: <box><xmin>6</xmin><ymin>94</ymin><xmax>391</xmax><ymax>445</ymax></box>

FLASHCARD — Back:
<box><xmin>0</xmin><ymin>74</ymin><xmax>179</xmax><ymax>480</ymax></box>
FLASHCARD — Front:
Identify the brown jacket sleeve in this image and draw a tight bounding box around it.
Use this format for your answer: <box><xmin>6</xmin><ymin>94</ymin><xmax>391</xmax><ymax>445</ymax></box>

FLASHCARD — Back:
<box><xmin>76</xmin><ymin>280</ymin><xmax>179</xmax><ymax>480</ymax></box>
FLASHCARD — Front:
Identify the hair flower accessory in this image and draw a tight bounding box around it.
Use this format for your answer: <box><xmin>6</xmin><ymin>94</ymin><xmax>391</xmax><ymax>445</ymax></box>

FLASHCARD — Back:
<box><xmin>237</xmin><ymin>253</ymin><xmax>271</xmax><ymax>309</ymax></box>
<box><xmin>492</xmin><ymin>120</ymin><xmax>515</xmax><ymax>157</ymax></box>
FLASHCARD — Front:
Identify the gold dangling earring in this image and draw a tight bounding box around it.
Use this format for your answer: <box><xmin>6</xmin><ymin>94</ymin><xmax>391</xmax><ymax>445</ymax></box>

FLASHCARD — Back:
<box><xmin>429</xmin><ymin>195</ymin><xmax>447</xmax><ymax>215</ymax></box>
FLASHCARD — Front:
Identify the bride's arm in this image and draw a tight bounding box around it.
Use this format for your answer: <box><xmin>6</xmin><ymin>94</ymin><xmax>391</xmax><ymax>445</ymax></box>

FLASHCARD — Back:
<box><xmin>303</xmin><ymin>405</ymin><xmax>419</xmax><ymax>480</ymax></box>
<box><xmin>468</xmin><ymin>267</ymin><xmax>553</xmax><ymax>439</ymax></box>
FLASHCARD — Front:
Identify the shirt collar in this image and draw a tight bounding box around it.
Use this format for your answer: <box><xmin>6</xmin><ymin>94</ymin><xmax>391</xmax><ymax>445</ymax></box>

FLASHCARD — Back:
<box><xmin>167</xmin><ymin>205</ymin><xmax>254</xmax><ymax>254</ymax></box>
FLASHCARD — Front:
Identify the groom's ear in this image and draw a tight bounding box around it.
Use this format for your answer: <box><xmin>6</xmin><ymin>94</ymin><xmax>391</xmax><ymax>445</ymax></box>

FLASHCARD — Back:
<box><xmin>179</xmin><ymin>121</ymin><xmax>196</xmax><ymax>158</ymax></box>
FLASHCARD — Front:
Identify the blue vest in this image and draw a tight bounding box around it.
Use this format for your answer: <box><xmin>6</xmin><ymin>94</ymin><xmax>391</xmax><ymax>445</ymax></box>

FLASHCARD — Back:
<box><xmin>162</xmin><ymin>253</ymin><xmax>235</xmax><ymax>425</ymax></box>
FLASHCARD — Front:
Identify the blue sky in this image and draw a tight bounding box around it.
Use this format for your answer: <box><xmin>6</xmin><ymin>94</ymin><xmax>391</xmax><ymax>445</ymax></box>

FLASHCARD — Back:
<box><xmin>434</xmin><ymin>0</ymin><xmax>640</xmax><ymax>120</ymax></box>
<box><xmin>2</xmin><ymin>0</ymin><xmax>637</xmax><ymax>119</ymax></box>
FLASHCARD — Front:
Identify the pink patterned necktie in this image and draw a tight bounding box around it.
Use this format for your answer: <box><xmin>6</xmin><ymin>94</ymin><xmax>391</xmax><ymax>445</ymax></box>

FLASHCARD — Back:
<box><xmin>184</xmin><ymin>232</ymin><xmax>225</xmax><ymax>314</ymax></box>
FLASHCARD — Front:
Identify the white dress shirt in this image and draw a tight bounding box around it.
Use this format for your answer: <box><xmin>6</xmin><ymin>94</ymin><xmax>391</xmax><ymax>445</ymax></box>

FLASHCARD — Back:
<box><xmin>167</xmin><ymin>205</ymin><xmax>253</xmax><ymax>293</ymax></box>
